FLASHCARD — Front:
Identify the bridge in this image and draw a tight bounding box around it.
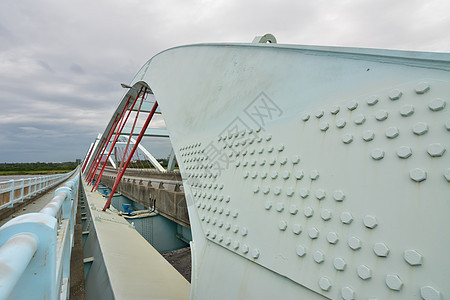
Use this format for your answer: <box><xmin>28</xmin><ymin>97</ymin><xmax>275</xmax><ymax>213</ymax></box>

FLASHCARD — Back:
<box><xmin>0</xmin><ymin>35</ymin><xmax>449</xmax><ymax>299</ymax></box>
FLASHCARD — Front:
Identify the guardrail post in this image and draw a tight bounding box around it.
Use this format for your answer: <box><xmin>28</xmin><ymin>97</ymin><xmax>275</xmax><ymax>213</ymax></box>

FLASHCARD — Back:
<box><xmin>8</xmin><ymin>180</ymin><xmax>14</xmax><ymax>208</ymax></box>
<box><xmin>0</xmin><ymin>213</ymin><xmax>58</xmax><ymax>299</ymax></box>
<box><xmin>19</xmin><ymin>179</ymin><xmax>24</xmax><ymax>203</ymax></box>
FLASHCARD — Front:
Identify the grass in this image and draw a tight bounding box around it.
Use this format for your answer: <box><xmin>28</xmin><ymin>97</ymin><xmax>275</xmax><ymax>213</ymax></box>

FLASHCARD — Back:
<box><xmin>0</xmin><ymin>170</ymin><xmax>73</xmax><ymax>176</ymax></box>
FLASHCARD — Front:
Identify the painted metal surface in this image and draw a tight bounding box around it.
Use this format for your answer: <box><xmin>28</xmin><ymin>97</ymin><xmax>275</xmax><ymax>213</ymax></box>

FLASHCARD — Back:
<box><xmin>116</xmin><ymin>40</ymin><xmax>449</xmax><ymax>299</ymax></box>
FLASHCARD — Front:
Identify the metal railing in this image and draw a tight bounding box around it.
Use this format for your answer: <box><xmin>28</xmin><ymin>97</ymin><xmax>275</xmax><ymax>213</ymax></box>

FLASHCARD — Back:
<box><xmin>0</xmin><ymin>169</ymin><xmax>77</xmax><ymax>210</ymax></box>
<box><xmin>0</xmin><ymin>173</ymin><xmax>80</xmax><ymax>300</ymax></box>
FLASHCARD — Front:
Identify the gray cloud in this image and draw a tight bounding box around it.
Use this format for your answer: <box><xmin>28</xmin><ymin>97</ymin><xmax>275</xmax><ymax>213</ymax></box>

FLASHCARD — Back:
<box><xmin>0</xmin><ymin>0</ymin><xmax>448</xmax><ymax>162</ymax></box>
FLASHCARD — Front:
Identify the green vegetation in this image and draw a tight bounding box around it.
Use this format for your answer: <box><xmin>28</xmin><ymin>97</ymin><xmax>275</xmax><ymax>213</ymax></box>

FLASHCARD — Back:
<box><xmin>0</xmin><ymin>162</ymin><xmax>78</xmax><ymax>175</ymax></box>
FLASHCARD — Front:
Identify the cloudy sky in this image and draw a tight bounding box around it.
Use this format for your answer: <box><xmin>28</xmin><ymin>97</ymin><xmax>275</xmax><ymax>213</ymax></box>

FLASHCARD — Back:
<box><xmin>0</xmin><ymin>0</ymin><xmax>449</xmax><ymax>163</ymax></box>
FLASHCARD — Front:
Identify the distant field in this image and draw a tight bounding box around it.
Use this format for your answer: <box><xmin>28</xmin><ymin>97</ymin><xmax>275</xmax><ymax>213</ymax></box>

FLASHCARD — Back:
<box><xmin>0</xmin><ymin>162</ymin><xmax>78</xmax><ymax>176</ymax></box>
<box><xmin>0</xmin><ymin>170</ymin><xmax>73</xmax><ymax>176</ymax></box>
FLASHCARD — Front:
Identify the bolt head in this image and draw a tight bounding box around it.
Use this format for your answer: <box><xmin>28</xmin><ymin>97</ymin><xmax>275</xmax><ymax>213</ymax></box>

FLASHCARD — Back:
<box><xmin>286</xmin><ymin>188</ymin><xmax>294</xmax><ymax>197</ymax></box>
<box><xmin>260</xmin><ymin>171</ymin><xmax>267</xmax><ymax>179</ymax></box>
<box><xmin>413</xmin><ymin>122</ymin><xmax>429</xmax><ymax>135</ymax></box>
<box><xmin>289</xmin><ymin>205</ymin><xmax>298</xmax><ymax>215</ymax></box>
<box><xmin>420</xmin><ymin>286</ymin><xmax>441</xmax><ymax>300</ymax></box>
<box><xmin>327</xmin><ymin>232</ymin><xmax>339</xmax><ymax>244</ymax></box>
<box><xmin>415</xmin><ymin>82</ymin><xmax>430</xmax><ymax>94</ymax></box>
<box><xmin>347</xmin><ymin>101</ymin><xmax>358</xmax><ymax>110</ymax></box>
<box><xmin>385</xmin><ymin>126</ymin><xmax>399</xmax><ymax>139</ymax></box>
<box><xmin>410</xmin><ymin>168</ymin><xmax>427</xmax><ymax>182</ymax></box>
<box><xmin>375</xmin><ymin>110</ymin><xmax>388</xmax><ymax>121</ymax></box>
<box><xmin>264</xmin><ymin>201</ymin><xmax>272</xmax><ymax>210</ymax></box>
<box><xmin>371</xmin><ymin>148</ymin><xmax>385</xmax><ymax>160</ymax></box>
<box><xmin>333</xmin><ymin>190</ymin><xmax>345</xmax><ymax>201</ymax></box>
<box><xmin>357</xmin><ymin>265</ymin><xmax>372</xmax><ymax>280</ymax></box>
<box><xmin>279</xmin><ymin>157</ymin><xmax>287</xmax><ymax>165</ymax></box>
<box><xmin>342</xmin><ymin>134</ymin><xmax>353</xmax><ymax>144</ymax></box>
<box><xmin>366</xmin><ymin>95</ymin><xmax>379</xmax><ymax>106</ymax></box>
<box><xmin>299</xmin><ymin>188</ymin><xmax>309</xmax><ymax>198</ymax></box>
<box><xmin>334</xmin><ymin>257</ymin><xmax>346</xmax><ymax>271</ymax></box>
<box><xmin>363</xmin><ymin>215</ymin><xmax>378</xmax><ymax>229</ymax></box>
<box><xmin>445</xmin><ymin>168</ymin><xmax>450</xmax><ymax>182</ymax></box>
<box><xmin>315</xmin><ymin>189</ymin><xmax>326</xmax><ymax>200</ymax></box>
<box><xmin>241</xmin><ymin>227</ymin><xmax>248</xmax><ymax>236</ymax></box>
<box><xmin>313</xmin><ymin>250</ymin><xmax>325</xmax><ymax>263</ymax></box>
<box><xmin>276</xmin><ymin>202</ymin><xmax>284</xmax><ymax>212</ymax></box>
<box><xmin>336</xmin><ymin>118</ymin><xmax>346</xmax><ymax>128</ymax></box>
<box><xmin>374</xmin><ymin>242</ymin><xmax>390</xmax><ymax>257</ymax></box>
<box><xmin>271</xmin><ymin>171</ymin><xmax>278</xmax><ymax>179</ymax></box>
<box><xmin>397</xmin><ymin>146</ymin><xmax>412</xmax><ymax>159</ymax></box>
<box><xmin>262</xmin><ymin>186</ymin><xmax>270</xmax><ymax>194</ymax></box>
<box><xmin>389</xmin><ymin>89</ymin><xmax>402</xmax><ymax>100</ymax></box>
<box><xmin>428</xmin><ymin>98</ymin><xmax>446</xmax><ymax>111</ymax></box>
<box><xmin>301</xmin><ymin>113</ymin><xmax>310</xmax><ymax>121</ymax></box>
<box><xmin>446</xmin><ymin>119</ymin><xmax>450</xmax><ymax>131</ymax></box>
<box><xmin>354</xmin><ymin>114</ymin><xmax>366</xmax><ymax>125</ymax></box>
<box><xmin>321</xmin><ymin>209</ymin><xmax>332</xmax><ymax>221</ymax></box>
<box><xmin>233</xmin><ymin>225</ymin><xmax>239</xmax><ymax>233</ymax></box>
<box><xmin>341</xmin><ymin>287</ymin><xmax>355</xmax><ymax>300</ymax></box>
<box><xmin>278</xmin><ymin>220</ymin><xmax>288</xmax><ymax>231</ymax></box>
<box><xmin>318</xmin><ymin>277</ymin><xmax>331</xmax><ymax>291</ymax></box>
<box><xmin>400</xmin><ymin>104</ymin><xmax>415</xmax><ymax>117</ymax></box>
<box><xmin>282</xmin><ymin>171</ymin><xmax>290</xmax><ymax>179</ymax></box>
<box><xmin>218</xmin><ymin>235</ymin><xmax>223</xmax><ymax>242</ymax></box>
<box><xmin>315</xmin><ymin>109</ymin><xmax>324</xmax><ymax>118</ymax></box>
<box><xmin>274</xmin><ymin>187</ymin><xmax>282</xmax><ymax>196</ymax></box>
<box><xmin>330</xmin><ymin>105</ymin><xmax>340</xmax><ymax>114</ymax></box>
<box><xmin>385</xmin><ymin>274</ymin><xmax>403</xmax><ymax>291</ymax></box>
<box><xmin>242</xmin><ymin>244</ymin><xmax>249</xmax><ymax>254</ymax></box>
<box><xmin>362</xmin><ymin>130</ymin><xmax>375</xmax><ymax>142</ymax></box>
<box><xmin>252</xmin><ymin>248</ymin><xmax>260</xmax><ymax>259</ymax></box>
<box><xmin>253</xmin><ymin>186</ymin><xmax>259</xmax><ymax>193</ymax></box>
<box><xmin>225</xmin><ymin>237</ymin><xmax>231</xmax><ymax>245</ymax></box>
<box><xmin>404</xmin><ymin>249</ymin><xmax>423</xmax><ymax>266</ymax></box>
<box><xmin>310</xmin><ymin>170</ymin><xmax>320</xmax><ymax>180</ymax></box>
<box><xmin>295</xmin><ymin>170</ymin><xmax>304</xmax><ymax>180</ymax></box>
<box><xmin>427</xmin><ymin>143</ymin><xmax>446</xmax><ymax>157</ymax></box>
<box><xmin>292</xmin><ymin>224</ymin><xmax>302</xmax><ymax>235</ymax></box>
<box><xmin>233</xmin><ymin>240</ymin><xmax>240</xmax><ymax>250</ymax></box>
<box><xmin>296</xmin><ymin>245</ymin><xmax>306</xmax><ymax>257</ymax></box>
<box><xmin>348</xmin><ymin>236</ymin><xmax>362</xmax><ymax>250</ymax></box>
<box><xmin>320</xmin><ymin>121</ymin><xmax>329</xmax><ymax>131</ymax></box>
<box><xmin>308</xmin><ymin>227</ymin><xmax>319</xmax><ymax>239</ymax></box>
<box><xmin>304</xmin><ymin>206</ymin><xmax>314</xmax><ymax>218</ymax></box>
<box><xmin>292</xmin><ymin>156</ymin><xmax>300</xmax><ymax>164</ymax></box>
<box><xmin>340</xmin><ymin>211</ymin><xmax>353</xmax><ymax>224</ymax></box>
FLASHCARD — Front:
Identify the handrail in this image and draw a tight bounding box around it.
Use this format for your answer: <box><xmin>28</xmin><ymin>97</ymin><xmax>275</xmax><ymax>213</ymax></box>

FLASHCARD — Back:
<box><xmin>0</xmin><ymin>173</ymin><xmax>80</xmax><ymax>300</ymax></box>
<box><xmin>0</xmin><ymin>168</ymin><xmax>77</xmax><ymax>210</ymax></box>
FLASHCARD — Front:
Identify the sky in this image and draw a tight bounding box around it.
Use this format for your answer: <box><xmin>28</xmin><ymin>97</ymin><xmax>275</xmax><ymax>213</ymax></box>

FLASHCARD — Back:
<box><xmin>0</xmin><ymin>0</ymin><xmax>449</xmax><ymax>163</ymax></box>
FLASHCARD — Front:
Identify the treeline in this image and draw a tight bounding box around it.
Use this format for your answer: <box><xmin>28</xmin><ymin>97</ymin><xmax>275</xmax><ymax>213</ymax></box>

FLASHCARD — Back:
<box><xmin>0</xmin><ymin>162</ymin><xmax>78</xmax><ymax>172</ymax></box>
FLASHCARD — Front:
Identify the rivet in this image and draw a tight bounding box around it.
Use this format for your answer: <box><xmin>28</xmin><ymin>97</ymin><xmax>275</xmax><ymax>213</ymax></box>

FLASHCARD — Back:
<box><xmin>256</xmin><ymin>137</ymin><xmax>263</xmax><ymax>143</ymax></box>
<box><xmin>242</xmin><ymin>245</ymin><xmax>249</xmax><ymax>254</ymax></box>
<box><xmin>428</xmin><ymin>98</ymin><xmax>446</xmax><ymax>111</ymax></box>
<box><xmin>252</xmin><ymin>248</ymin><xmax>260</xmax><ymax>259</ymax></box>
<box><xmin>233</xmin><ymin>225</ymin><xmax>239</xmax><ymax>233</ymax></box>
<box><xmin>226</xmin><ymin>196</ymin><xmax>231</xmax><ymax>203</ymax></box>
<box><xmin>327</xmin><ymin>232</ymin><xmax>339</xmax><ymax>244</ymax></box>
<box><xmin>274</xmin><ymin>187</ymin><xmax>282</xmax><ymax>196</ymax></box>
<box><xmin>196</xmin><ymin>201</ymin><xmax>201</xmax><ymax>208</ymax></box>
<box><xmin>279</xmin><ymin>220</ymin><xmax>288</xmax><ymax>231</ymax></box>
<box><xmin>256</xmin><ymin>126</ymin><xmax>262</xmax><ymax>133</ymax></box>
<box><xmin>292</xmin><ymin>156</ymin><xmax>300</xmax><ymax>164</ymax></box>
<box><xmin>371</xmin><ymin>148</ymin><xmax>385</xmax><ymax>160</ymax></box>
<box><xmin>279</xmin><ymin>157</ymin><xmax>287</xmax><ymax>165</ymax></box>
<box><xmin>218</xmin><ymin>235</ymin><xmax>223</xmax><ymax>242</ymax></box>
<box><xmin>310</xmin><ymin>170</ymin><xmax>319</xmax><ymax>180</ymax></box>
<box><xmin>304</xmin><ymin>206</ymin><xmax>314</xmax><ymax>218</ymax></box>
<box><xmin>340</xmin><ymin>212</ymin><xmax>353</xmax><ymax>224</ymax></box>
<box><xmin>412</xmin><ymin>122</ymin><xmax>429</xmax><ymax>135</ymax></box>
<box><xmin>293</xmin><ymin>170</ymin><xmax>304</xmax><ymax>180</ymax></box>
<box><xmin>292</xmin><ymin>224</ymin><xmax>302</xmax><ymax>235</ymax></box>
<box><xmin>389</xmin><ymin>89</ymin><xmax>402</xmax><ymax>100</ymax></box>
<box><xmin>260</xmin><ymin>172</ymin><xmax>267</xmax><ymax>179</ymax></box>
<box><xmin>354</xmin><ymin>114</ymin><xmax>366</xmax><ymax>125</ymax></box>
<box><xmin>397</xmin><ymin>146</ymin><xmax>412</xmax><ymax>159</ymax></box>
<box><xmin>251</xmin><ymin>172</ymin><xmax>258</xmax><ymax>179</ymax></box>
<box><xmin>259</xmin><ymin>159</ymin><xmax>266</xmax><ymax>166</ymax></box>
<box><xmin>264</xmin><ymin>201</ymin><xmax>272</xmax><ymax>210</ymax></box>
<box><xmin>336</xmin><ymin>118</ymin><xmax>346</xmax><ymax>128</ymax></box>
<box><xmin>373</xmin><ymin>242</ymin><xmax>390</xmax><ymax>257</ymax></box>
<box><xmin>367</xmin><ymin>95</ymin><xmax>379</xmax><ymax>106</ymax></box>
<box><xmin>301</xmin><ymin>113</ymin><xmax>310</xmax><ymax>121</ymax></box>
<box><xmin>334</xmin><ymin>257</ymin><xmax>346</xmax><ymax>271</ymax></box>
<box><xmin>289</xmin><ymin>205</ymin><xmax>298</xmax><ymax>215</ymax></box>
<box><xmin>330</xmin><ymin>105</ymin><xmax>340</xmax><ymax>114</ymax></box>
<box><xmin>262</xmin><ymin>186</ymin><xmax>270</xmax><ymax>194</ymax></box>
<box><xmin>318</xmin><ymin>277</ymin><xmax>331</xmax><ymax>291</ymax></box>
<box><xmin>276</xmin><ymin>202</ymin><xmax>284</xmax><ymax>212</ymax></box>
<box><xmin>357</xmin><ymin>265</ymin><xmax>372</xmax><ymax>280</ymax></box>
<box><xmin>315</xmin><ymin>110</ymin><xmax>324</xmax><ymax>118</ymax></box>
<box><xmin>427</xmin><ymin>143</ymin><xmax>445</xmax><ymax>157</ymax></box>
<box><xmin>206</xmin><ymin>229</ymin><xmax>210</xmax><ymax>236</ymax></box>
<box><xmin>269</xmin><ymin>157</ymin><xmax>276</xmax><ymax>166</ymax></box>
<box><xmin>347</xmin><ymin>101</ymin><xmax>358</xmax><ymax>110</ymax></box>
<box><xmin>242</xmin><ymin>149</ymin><xmax>248</xmax><ymax>156</ymax></box>
<box><xmin>201</xmin><ymin>215</ymin><xmax>205</xmax><ymax>221</ymax></box>
<box><xmin>315</xmin><ymin>189</ymin><xmax>326</xmax><ymax>200</ymax></box>
<box><xmin>375</xmin><ymin>110</ymin><xmax>388</xmax><ymax>121</ymax></box>
<box><xmin>225</xmin><ymin>237</ymin><xmax>231</xmax><ymax>245</ymax></box>
<box><xmin>241</xmin><ymin>227</ymin><xmax>248</xmax><ymax>236</ymax></box>
<box><xmin>296</xmin><ymin>245</ymin><xmax>306</xmax><ymax>257</ymax></box>
<box><xmin>410</xmin><ymin>168</ymin><xmax>427</xmax><ymax>182</ymax></box>
<box><xmin>251</xmin><ymin>159</ymin><xmax>256</xmax><ymax>166</ymax></box>
<box><xmin>363</xmin><ymin>215</ymin><xmax>378</xmax><ymax>229</ymax></box>
<box><xmin>320</xmin><ymin>121</ymin><xmax>329</xmax><ymax>131</ymax></box>
<box><xmin>342</xmin><ymin>134</ymin><xmax>353</xmax><ymax>144</ymax></box>
<box><xmin>321</xmin><ymin>209</ymin><xmax>331</xmax><ymax>221</ymax></box>
<box><xmin>211</xmin><ymin>232</ymin><xmax>216</xmax><ymax>239</ymax></box>
<box><xmin>420</xmin><ymin>286</ymin><xmax>441</xmax><ymax>300</ymax></box>
<box><xmin>225</xmin><ymin>209</ymin><xmax>230</xmax><ymax>216</ymax></box>
<box><xmin>243</xmin><ymin>161</ymin><xmax>248</xmax><ymax>167</ymax></box>
<box><xmin>219</xmin><ymin>195</ymin><xmax>224</xmax><ymax>201</ymax></box>
<box><xmin>233</xmin><ymin>240</ymin><xmax>240</xmax><ymax>250</ymax></box>
<box><xmin>206</xmin><ymin>216</ymin><xmax>211</xmax><ymax>223</ymax></box>
<box><xmin>218</xmin><ymin>220</ymin><xmax>223</xmax><ymax>227</ymax></box>
<box><xmin>415</xmin><ymin>82</ymin><xmax>430</xmax><ymax>94</ymax></box>
<box><xmin>282</xmin><ymin>171</ymin><xmax>290</xmax><ymax>180</ymax></box>
<box><xmin>400</xmin><ymin>104</ymin><xmax>415</xmax><ymax>117</ymax></box>
<box><xmin>299</xmin><ymin>188</ymin><xmax>309</xmax><ymax>198</ymax></box>
<box><xmin>266</xmin><ymin>134</ymin><xmax>272</xmax><ymax>142</ymax></box>
<box><xmin>362</xmin><ymin>130</ymin><xmax>375</xmax><ymax>142</ymax></box>
<box><xmin>341</xmin><ymin>287</ymin><xmax>355</xmax><ymax>300</ymax></box>
<box><xmin>445</xmin><ymin>168</ymin><xmax>450</xmax><ymax>182</ymax></box>
<box><xmin>267</xmin><ymin>146</ymin><xmax>274</xmax><ymax>153</ymax></box>
<box><xmin>250</xmin><ymin>149</ymin><xmax>256</xmax><ymax>155</ymax></box>
<box><xmin>385</xmin><ymin>126</ymin><xmax>399</xmax><ymax>138</ymax></box>
<box><xmin>286</xmin><ymin>188</ymin><xmax>294</xmax><ymax>197</ymax></box>
<box><xmin>446</xmin><ymin>119</ymin><xmax>450</xmax><ymax>131</ymax></box>
<box><xmin>271</xmin><ymin>171</ymin><xmax>278</xmax><ymax>179</ymax></box>
<box><xmin>218</xmin><ymin>207</ymin><xmax>224</xmax><ymax>214</ymax></box>
<box><xmin>278</xmin><ymin>144</ymin><xmax>285</xmax><ymax>152</ymax></box>
<box><xmin>348</xmin><ymin>236</ymin><xmax>362</xmax><ymax>250</ymax></box>
<box><xmin>308</xmin><ymin>227</ymin><xmax>319</xmax><ymax>239</ymax></box>
<box><xmin>313</xmin><ymin>250</ymin><xmax>324</xmax><ymax>263</ymax></box>
<box><xmin>333</xmin><ymin>190</ymin><xmax>345</xmax><ymax>201</ymax></box>
<box><xmin>385</xmin><ymin>274</ymin><xmax>403</xmax><ymax>291</ymax></box>
<box><xmin>404</xmin><ymin>249</ymin><xmax>423</xmax><ymax>266</ymax></box>
<box><xmin>232</xmin><ymin>210</ymin><xmax>238</xmax><ymax>218</ymax></box>
<box><xmin>207</xmin><ymin>204</ymin><xmax>211</xmax><ymax>211</ymax></box>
